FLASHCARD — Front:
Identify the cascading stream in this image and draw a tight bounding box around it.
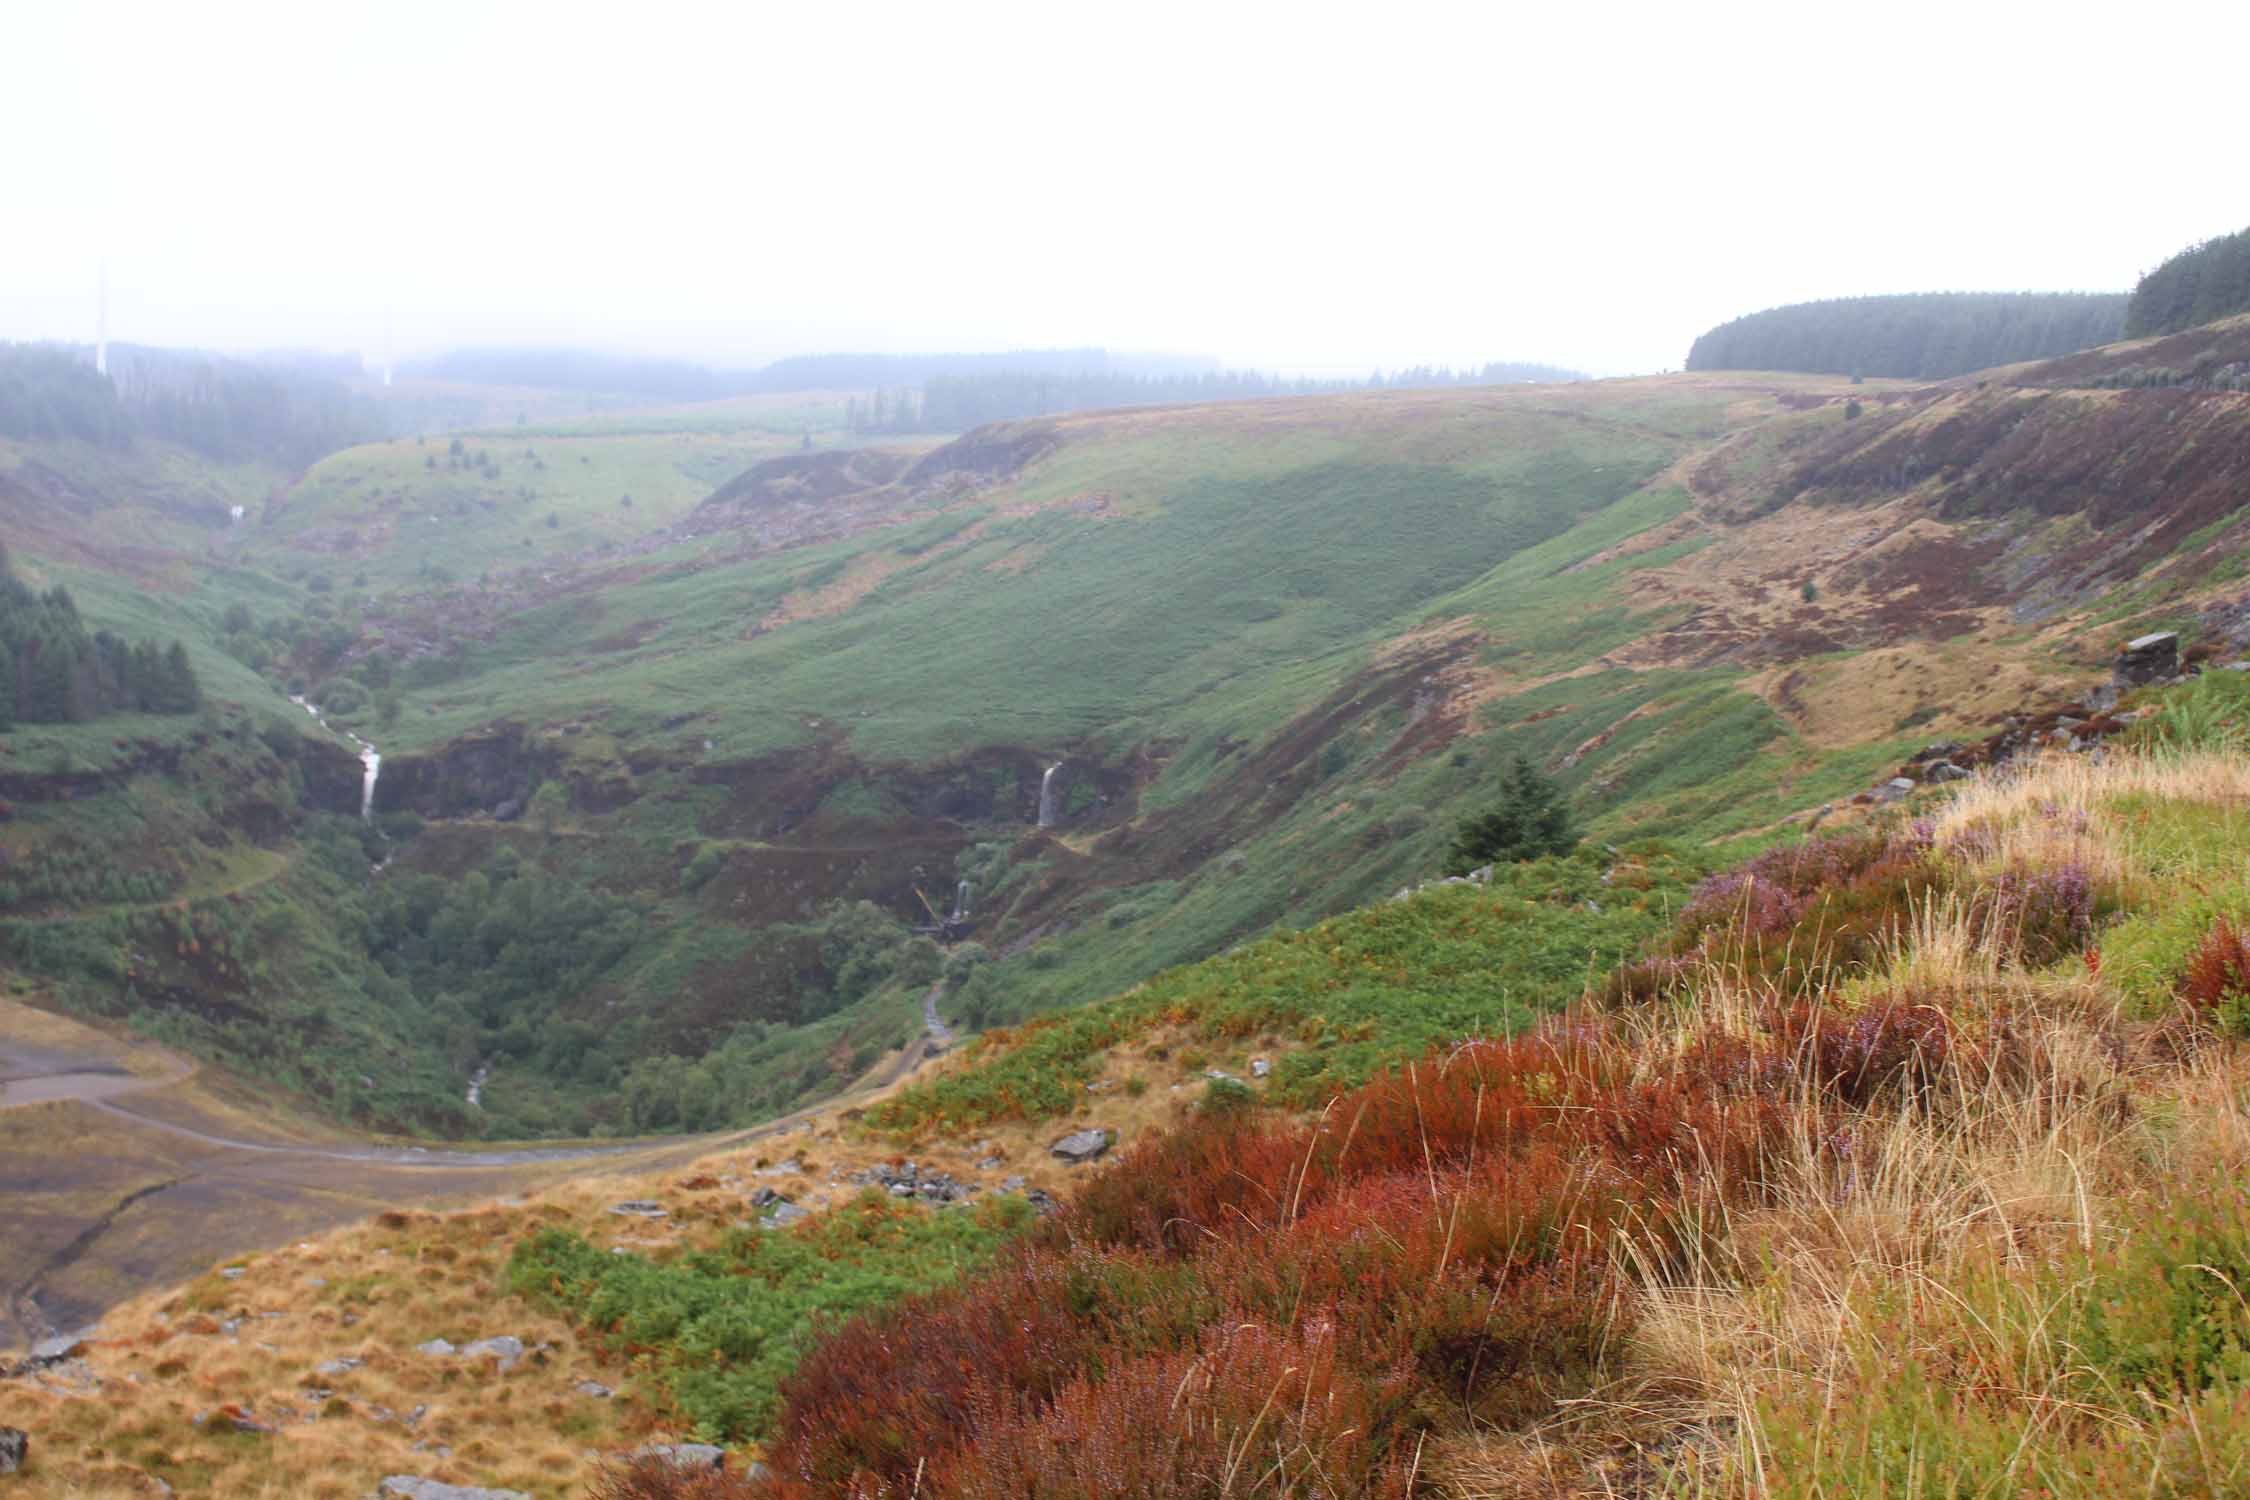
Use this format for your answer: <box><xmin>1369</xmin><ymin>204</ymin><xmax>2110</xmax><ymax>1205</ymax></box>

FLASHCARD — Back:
<box><xmin>1037</xmin><ymin>762</ymin><xmax>1064</xmax><ymax>828</ymax></box>
<box><xmin>289</xmin><ymin>694</ymin><xmax>380</xmax><ymax>820</ymax></box>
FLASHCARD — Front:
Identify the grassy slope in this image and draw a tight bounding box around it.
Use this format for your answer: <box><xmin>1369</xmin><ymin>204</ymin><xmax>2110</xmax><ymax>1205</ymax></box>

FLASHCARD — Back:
<box><xmin>252</xmin><ymin>430</ymin><xmax>810</xmax><ymax>593</ymax></box>
<box><xmin>19</xmin><ymin>718</ymin><xmax>2250</xmax><ymax>1497</ymax></box>
<box><xmin>14</xmin><ymin>354</ymin><xmax>2249</xmax><ymax>1150</ymax></box>
<box><xmin>722</xmin><ymin>737</ymin><xmax>2250</xmax><ymax>1499</ymax></box>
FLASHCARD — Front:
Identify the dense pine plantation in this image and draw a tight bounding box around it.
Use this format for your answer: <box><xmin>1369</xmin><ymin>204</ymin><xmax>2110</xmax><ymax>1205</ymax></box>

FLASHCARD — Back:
<box><xmin>1685</xmin><ymin>291</ymin><xmax>2127</xmax><ymax>378</ymax></box>
<box><xmin>2126</xmin><ymin>222</ymin><xmax>2250</xmax><ymax>338</ymax></box>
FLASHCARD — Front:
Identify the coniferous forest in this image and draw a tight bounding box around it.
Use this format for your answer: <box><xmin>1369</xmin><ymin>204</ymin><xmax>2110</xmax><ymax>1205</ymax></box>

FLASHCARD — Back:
<box><xmin>1685</xmin><ymin>292</ymin><xmax>2127</xmax><ymax>379</ymax></box>
<box><xmin>0</xmin><ymin>542</ymin><xmax>200</xmax><ymax>728</ymax></box>
<box><xmin>2125</xmin><ymin>224</ymin><xmax>2250</xmax><ymax>337</ymax></box>
<box><xmin>0</xmin><ymin>342</ymin><xmax>384</xmax><ymax>466</ymax></box>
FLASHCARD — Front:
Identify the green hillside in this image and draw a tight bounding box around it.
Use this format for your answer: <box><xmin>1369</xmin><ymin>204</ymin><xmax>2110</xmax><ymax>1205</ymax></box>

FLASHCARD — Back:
<box><xmin>8</xmin><ymin>340</ymin><xmax>2250</xmax><ymax>1145</ymax></box>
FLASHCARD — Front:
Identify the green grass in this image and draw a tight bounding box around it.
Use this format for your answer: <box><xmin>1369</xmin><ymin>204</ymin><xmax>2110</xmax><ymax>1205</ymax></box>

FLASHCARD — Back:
<box><xmin>507</xmin><ymin>1190</ymin><xmax>1036</xmax><ymax>1440</ymax></box>
<box><xmin>251</xmin><ymin>429</ymin><xmax>805</xmax><ymax>592</ymax></box>
<box><xmin>872</xmin><ymin>842</ymin><xmax>1711</xmax><ymax>1137</ymax></box>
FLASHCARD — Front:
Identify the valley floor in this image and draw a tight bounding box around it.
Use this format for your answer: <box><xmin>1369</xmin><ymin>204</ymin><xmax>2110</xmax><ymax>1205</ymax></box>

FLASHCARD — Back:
<box><xmin>0</xmin><ymin>993</ymin><xmax>955</xmax><ymax>1366</ymax></box>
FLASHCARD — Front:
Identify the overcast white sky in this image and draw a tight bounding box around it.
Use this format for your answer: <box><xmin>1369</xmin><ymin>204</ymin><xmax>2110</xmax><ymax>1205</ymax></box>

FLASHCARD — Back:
<box><xmin>4</xmin><ymin>0</ymin><xmax>2245</xmax><ymax>377</ymax></box>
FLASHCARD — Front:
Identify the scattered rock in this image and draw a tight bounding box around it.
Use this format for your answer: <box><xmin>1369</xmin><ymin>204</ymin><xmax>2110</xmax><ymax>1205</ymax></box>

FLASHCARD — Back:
<box><xmin>219</xmin><ymin>1267</ymin><xmax>246</xmax><ymax>1281</ymax></box>
<box><xmin>974</xmin><ymin>1156</ymin><xmax>1004</xmax><ymax>1171</ymax></box>
<box><xmin>1050</xmin><ymin>1128</ymin><xmax>1114</xmax><ymax>1164</ymax></box>
<box><xmin>314</xmin><ymin>1357</ymin><xmax>364</xmax><ymax>1377</ymax></box>
<box><xmin>749</xmin><ymin>1187</ymin><xmax>787</xmax><ymax>1209</ymax></box>
<box><xmin>462</xmin><ymin>1336</ymin><xmax>524</xmax><ymax>1371</ymax></box>
<box><xmin>633</xmin><ymin>1442</ymin><xmax>726</xmax><ymax>1471</ymax></box>
<box><xmin>376</xmin><ymin>1479</ymin><xmax>529</xmax><ymax>1500</ymax></box>
<box><xmin>852</xmin><ymin>1161</ymin><xmax>974</xmax><ymax>1202</ymax></box>
<box><xmin>415</xmin><ymin>1339</ymin><xmax>457</xmax><ymax>1359</ymax></box>
<box><xmin>999</xmin><ymin>1175</ymin><xmax>1027</xmax><ymax>1192</ymax></box>
<box><xmin>575</xmin><ymin>1381</ymin><xmax>613</xmax><ymax>1399</ymax></box>
<box><xmin>1927</xmin><ymin>761</ymin><xmax>1972</xmax><ymax>783</ymax></box>
<box><xmin>1873</xmin><ymin>776</ymin><xmax>1917</xmax><ymax>805</ymax></box>
<box><xmin>607</xmin><ymin>1201</ymin><xmax>667</xmax><ymax>1219</ymax></box>
<box><xmin>1250</xmin><ymin>1057</ymin><xmax>1271</xmax><ymax>1079</ymax></box>
<box><xmin>0</xmin><ymin>1427</ymin><xmax>25</xmax><ymax>1475</ymax></box>
<box><xmin>761</xmin><ymin>1202</ymin><xmax>812</xmax><ymax>1229</ymax></box>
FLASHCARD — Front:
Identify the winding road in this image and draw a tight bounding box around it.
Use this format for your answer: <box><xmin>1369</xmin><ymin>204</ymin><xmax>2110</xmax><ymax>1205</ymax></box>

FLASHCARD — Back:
<box><xmin>0</xmin><ymin>986</ymin><xmax>963</xmax><ymax>1356</ymax></box>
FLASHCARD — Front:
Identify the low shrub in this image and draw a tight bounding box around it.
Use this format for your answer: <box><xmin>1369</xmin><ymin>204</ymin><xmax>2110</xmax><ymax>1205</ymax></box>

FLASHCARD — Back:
<box><xmin>2181</xmin><ymin>917</ymin><xmax>2250</xmax><ymax>1035</ymax></box>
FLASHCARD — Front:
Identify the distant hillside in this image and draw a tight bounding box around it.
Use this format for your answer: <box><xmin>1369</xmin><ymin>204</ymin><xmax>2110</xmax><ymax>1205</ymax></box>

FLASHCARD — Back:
<box><xmin>400</xmin><ymin>348</ymin><xmax>741</xmax><ymax>401</ymax></box>
<box><xmin>862</xmin><ymin>361</ymin><xmax>1588</xmax><ymax>434</ymax></box>
<box><xmin>1686</xmin><ymin>292</ymin><xmax>2126</xmax><ymax>379</ymax></box>
<box><xmin>400</xmin><ymin>347</ymin><xmax>1225</xmax><ymax>402</ymax></box>
<box><xmin>2126</xmin><ymin>223</ymin><xmax>2250</xmax><ymax>338</ymax></box>
<box><xmin>749</xmin><ymin>348</ymin><xmax>1219</xmax><ymax>394</ymax></box>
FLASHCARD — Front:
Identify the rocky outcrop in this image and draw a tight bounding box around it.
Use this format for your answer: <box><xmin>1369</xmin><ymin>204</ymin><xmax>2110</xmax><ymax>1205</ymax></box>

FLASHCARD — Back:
<box><xmin>373</xmin><ymin>724</ymin><xmax>550</xmax><ymax>819</ymax></box>
<box><xmin>2113</xmin><ymin>631</ymin><xmax>2180</xmax><ymax>689</ymax></box>
<box><xmin>0</xmin><ymin>1426</ymin><xmax>25</xmax><ymax>1475</ymax></box>
<box><xmin>900</xmin><ymin>421</ymin><xmax>1061</xmax><ymax>492</ymax></box>
<box><xmin>1050</xmin><ymin>1128</ymin><xmax>1114</xmax><ymax>1164</ymax></box>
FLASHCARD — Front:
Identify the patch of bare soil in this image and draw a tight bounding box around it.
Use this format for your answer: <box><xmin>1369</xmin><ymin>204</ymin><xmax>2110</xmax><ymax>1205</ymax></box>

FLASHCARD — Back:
<box><xmin>1749</xmin><ymin>643</ymin><xmax>2083</xmax><ymax>748</ymax></box>
<box><xmin>1602</xmin><ymin>492</ymin><xmax>2017</xmax><ymax>671</ymax></box>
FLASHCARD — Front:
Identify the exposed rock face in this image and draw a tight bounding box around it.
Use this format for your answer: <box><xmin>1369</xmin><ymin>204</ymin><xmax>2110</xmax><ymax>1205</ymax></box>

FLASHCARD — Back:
<box><xmin>2115</xmin><ymin>631</ymin><xmax>2180</xmax><ymax>688</ymax></box>
<box><xmin>1050</xmin><ymin>1128</ymin><xmax>1115</xmax><ymax>1164</ymax></box>
<box><xmin>374</xmin><ymin>724</ymin><xmax>551</xmax><ymax>819</ymax></box>
<box><xmin>0</xmin><ymin>1426</ymin><xmax>26</xmax><ymax>1474</ymax></box>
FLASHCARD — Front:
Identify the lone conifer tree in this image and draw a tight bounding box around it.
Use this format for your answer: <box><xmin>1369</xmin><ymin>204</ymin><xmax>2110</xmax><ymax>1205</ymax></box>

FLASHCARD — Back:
<box><xmin>1446</xmin><ymin>754</ymin><xmax>1577</xmax><ymax>873</ymax></box>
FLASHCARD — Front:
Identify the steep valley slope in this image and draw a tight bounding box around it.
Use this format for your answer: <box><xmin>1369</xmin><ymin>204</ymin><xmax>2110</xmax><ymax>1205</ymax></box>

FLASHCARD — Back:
<box><xmin>7</xmin><ymin>343</ymin><xmax>2250</xmax><ymax>1358</ymax></box>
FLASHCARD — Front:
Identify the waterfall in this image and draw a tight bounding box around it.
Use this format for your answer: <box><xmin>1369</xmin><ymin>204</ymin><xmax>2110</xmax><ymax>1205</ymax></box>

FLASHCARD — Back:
<box><xmin>951</xmin><ymin>880</ymin><xmax>972</xmax><ymax>922</ymax></box>
<box><xmin>290</xmin><ymin>694</ymin><xmax>380</xmax><ymax>820</ymax></box>
<box><xmin>359</xmin><ymin>743</ymin><xmax>381</xmax><ymax>820</ymax></box>
<box><xmin>1037</xmin><ymin>763</ymin><xmax>1064</xmax><ymax>828</ymax></box>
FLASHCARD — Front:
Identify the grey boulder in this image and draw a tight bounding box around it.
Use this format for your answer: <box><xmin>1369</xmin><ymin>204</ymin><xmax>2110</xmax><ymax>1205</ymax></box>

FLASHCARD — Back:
<box><xmin>462</xmin><ymin>1336</ymin><xmax>524</xmax><ymax>1371</ymax></box>
<box><xmin>1050</xmin><ymin>1128</ymin><xmax>1114</xmax><ymax>1164</ymax></box>
<box><xmin>0</xmin><ymin>1427</ymin><xmax>25</xmax><ymax>1475</ymax></box>
<box><xmin>633</xmin><ymin>1442</ymin><xmax>726</xmax><ymax>1470</ymax></box>
<box><xmin>376</xmin><ymin>1479</ymin><xmax>529</xmax><ymax>1500</ymax></box>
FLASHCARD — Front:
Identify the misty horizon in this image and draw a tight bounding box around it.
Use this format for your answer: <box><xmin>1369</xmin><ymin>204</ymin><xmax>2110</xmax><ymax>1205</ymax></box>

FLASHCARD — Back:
<box><xmin>6</xmin><ymin>2</ymin><xmax>2246</xmax><ymax>379</ymax></box>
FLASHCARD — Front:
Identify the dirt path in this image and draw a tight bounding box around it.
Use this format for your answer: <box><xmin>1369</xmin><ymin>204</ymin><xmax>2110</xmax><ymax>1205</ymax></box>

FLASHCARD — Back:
<box><xmin>0</xmin><ymin>994</ymin><xmax>964</xmax><ymax>1357</ymax></box>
